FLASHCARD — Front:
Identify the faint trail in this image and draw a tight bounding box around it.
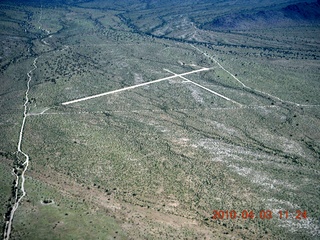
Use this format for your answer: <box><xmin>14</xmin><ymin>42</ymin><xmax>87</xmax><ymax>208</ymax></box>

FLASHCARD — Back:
<box><xmin>3</xmin><ymin>58</ymin><xmax>38</xmax><ymax>240</ymax></box>
<box><xmin>37</xmin><ymin>5</ymin><xmax>43</xmax><ymax>30</ymax></box>
<box><xmin>191</xmin><ymin>45</ymin><xmax>303</xmax><ymax>107</ymax></box>
<box><xmin>163</xmin><ymin>68</ymin><xmax>242</xmax><ymax>106</ymax></box>
<box><xmin>11</xmin><ymin>103</ymin><xmax>320</xmax><ymax>118</ymax></box>
<box><xmin>23</xmin><ymin>105</ymin><xmax>283</xmax><ymax>119</ymax></box>
<box><xmin>38</xmin><ymin>5</ymin><xmax>50</xmax><ymax>35</ymax></box>
<box><xmin>62</xmin><ymin>67</ymin><xmax>213</xmax><ymax>105</ymax></box>
<box><xmin>191</xmin><ymin>45</ymin><xmax>246</xmax><ymax>88</ymax></box>
<box><xmin>27</xmin><ymin>107</ymin><xmax>50</xmax><ymax>116</ymax></box>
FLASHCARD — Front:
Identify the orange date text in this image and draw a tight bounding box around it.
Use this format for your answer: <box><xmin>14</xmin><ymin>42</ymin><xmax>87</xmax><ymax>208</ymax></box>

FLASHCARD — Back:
<box><xmin>211</xmin><ymin>210</ymin><xmax>307</xmax><ymax>220</ymax></box>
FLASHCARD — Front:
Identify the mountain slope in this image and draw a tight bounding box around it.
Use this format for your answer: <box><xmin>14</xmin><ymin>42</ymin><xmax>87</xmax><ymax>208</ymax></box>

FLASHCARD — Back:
<box><xmin>203</xmin><ymin>0</ymin><xmax>320</xmax><ymax>30</ymax></box>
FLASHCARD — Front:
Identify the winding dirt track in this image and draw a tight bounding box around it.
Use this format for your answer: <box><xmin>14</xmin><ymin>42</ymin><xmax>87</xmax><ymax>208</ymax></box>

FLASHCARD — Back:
<box><xmin>3</xmin><ymin>58</ymin><xmax>38</xmax><ymax>240</ymax></box>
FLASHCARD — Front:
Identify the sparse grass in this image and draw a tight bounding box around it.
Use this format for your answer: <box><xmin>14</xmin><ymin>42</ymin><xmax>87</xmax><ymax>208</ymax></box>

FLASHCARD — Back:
<box><xmin>11</xmin><ymin>176</ymin><xmax>127</xmax><ymax>240</ymax></box>
<box><xmin>1</xmin><ymin>0</ymin><xmax>319</xmax><ymax>239</ymax></box>
<box><xmin>0</xmin><ymin>159</ymin><xmax>13</xmax><ymax>231</ymax></box>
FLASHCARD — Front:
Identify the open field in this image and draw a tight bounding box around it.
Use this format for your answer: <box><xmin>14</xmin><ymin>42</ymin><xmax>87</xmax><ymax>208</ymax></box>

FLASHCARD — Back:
<box><xmin>0</xmin><ymin>0</ymin><xmax>319</xmax><ymax>239</ymax></box>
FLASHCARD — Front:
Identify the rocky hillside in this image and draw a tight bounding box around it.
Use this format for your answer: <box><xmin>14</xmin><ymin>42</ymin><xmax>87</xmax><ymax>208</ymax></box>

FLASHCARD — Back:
<box><xmin>203</xmin><ymin>0</ymin><xmax>320</xmax><ymax>30</ymax></box>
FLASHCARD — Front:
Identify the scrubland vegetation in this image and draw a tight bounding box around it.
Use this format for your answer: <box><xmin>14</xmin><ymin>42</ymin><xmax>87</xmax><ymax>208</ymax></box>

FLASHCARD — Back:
<box><xmin>1</xmin><ymin>0</ymin><xmax>319</xmax><ymax>239</ymax></box>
